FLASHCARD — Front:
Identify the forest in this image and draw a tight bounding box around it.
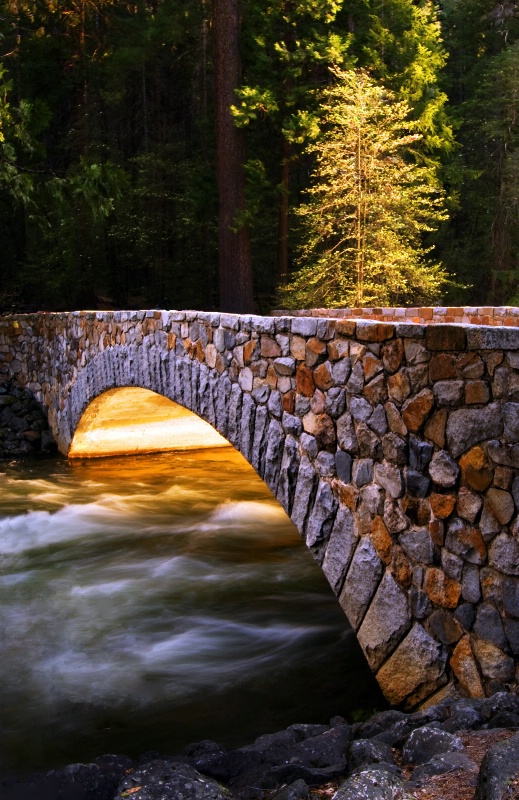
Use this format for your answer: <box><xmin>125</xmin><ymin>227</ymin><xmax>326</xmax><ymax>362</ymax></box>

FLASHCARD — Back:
<box><xmin>0</xmin><ymin>0</ymin><xmax>518</xmax><ymax>314</ymax></box>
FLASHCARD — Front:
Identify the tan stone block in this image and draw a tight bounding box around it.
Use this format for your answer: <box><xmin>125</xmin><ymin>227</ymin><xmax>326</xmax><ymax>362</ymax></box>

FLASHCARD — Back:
<box><xmin>302</xmin><ymin>411</ymin><xmax>336</xmax><ymax>451</ymax></box>
<box><xmin>391</xmin><ymin>545</ymin><xmax>412</xmax><ymax>589</ymax></box>
<box><xmin>327</xmin><ymin>337</ymin><xmax>349</xmax><ymax>361</ymax></box>
<box><xmin>494</xmin><ymin>466</ymin><xmax>513</xmax><ymax>490</ymax></box>
<box><xmin>459</xmin><ymin>446</ymin><xmax>494</xmax><ymax>491</ymax></box>
<box><xmin>282</xmin><ymin>390</ymin><xmax>295</xmax><ymax>414</ymax></box>
<box><xmin>364</xmin><ymin>374</ymin><xmax>388</xmax><ymax>406</ymax></box>
<box><xmin>266</xmin><ymin>363</ymin><xmax>278</xmax><ymax>388</ymax></box>
<box><xmin>260</xmin><ymin>336</ymin><xmax>281</xmax><ymax>358</ymax></box>
<box><xmin>306</xmin><ymin>337</ymin><xmax>327</xmax><ymax>367</ymax></box>
<box><xmin>310</xmin><ymin>389</ymin><xmax>326</xmax><ymax>414</ymax></box>
<box><xmin>483</xmin><ymin>351</ymin><xmax>504</xmax><ymax>376</ymax></box>
<box><xmin>314</xmin><ymin>361</ymin><xmax>334</xmax><ymax>391</ymax></box>
<box><xmin>333</xmin><ymin>480</ymin><xmax>358</xmax><ymax>511</ymax></box>
<box><xmin>363</xmin><ymin>353</ymin><xmax>383</xmax><ymax>381</ymax></box>
<box><xmin>401</xmin><ymin>389</ymin><xmax>434</xmax><ymax>432</ymax></box>
<box><xmin>295</xmin><ymin>364</ymin><xmax>314</xmax><ymax>396</ymax></box>
<box><xmin>372</xmin><ymin>516</ymin><xmax>393</xmax><ymax>564</ymax></box>
<box><xmin>424</xmin><ymin>567</ymin><xmax>461</xmax><ymax>608</ymax></box>
<box><xmin>430</xmin><ymin>493</ymin><xmax>456</xmax><ymax>520</ymax></box>
<box><xmin>472</xmin><ymin>638</ymin><xmax>515</xmax><ymax>681</ymax></box>
<box><xmin>429</xmin><ymin>519</ymin><xmax>445</xmax><ymax>546</ymax></box>
<box><xmin>429</xmin><ymin>353</ymin><xmax>456</xmax><ymax>381</ymax></box>
<box><xmin>465</xmin><ymin>381</ymin><xmax>490</xmax><ymax>405</ymax></box>
<box><xmin>450</xmin><ymin>636</ymin><xmax>485</xmax><ymax>698</ymax></box>
<box><xmin>384</xmin><ymin>401</ymin><xmax>408</xmax><ymax>436</ymax></box>
<box><xmin>357</xmin><ymin>322</ymin><xmax>395</xmax><ymax>342</ymax></box>
<box><xmin>244</xmin><ymin>337</ymin><xmax>259</xmax><ymax>364</ymax></box>
<box><xmin>457</xmin><ymin>487</ymin><xmax>483</xmax><ymax>523</ymax></box>
<box><xmin>290</xmin><ymin>335</ymin><xmax>306</xmax><ymax>361</ymax></box>
<box><xmin>376</xmin><ymin>623</ymin><xmax>446</xmax><ymax>706</ymax></box>
<box><xmin>456</xmin><ymin>352</ymin><xmax>485</xmax><ymax>380</ymax></box>
<box><xmin>335</xmin><ymin>319</ymin><xmax>357</xmax><ymax>336</ymax></box>
<box><xmin>486</xmin><ymin>487</ymin><xmax>515</xmax><ymax>525</ymax></box>
<box><xmin>387</xmin><ymin>369</ymin><xmax>412</xmax><ymax>405</ymax></box>
<box><xmin>382</xmin><ymin>338</ymin><xmax>404</xmax><ymax>373</ymax></box>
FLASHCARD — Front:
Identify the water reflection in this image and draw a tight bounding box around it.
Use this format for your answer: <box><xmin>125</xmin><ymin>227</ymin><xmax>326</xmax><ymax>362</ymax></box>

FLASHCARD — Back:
<box><xmin>0</xmin><ymin>448</ymin><xmax>384</xmax><ymax>772</ymax></box>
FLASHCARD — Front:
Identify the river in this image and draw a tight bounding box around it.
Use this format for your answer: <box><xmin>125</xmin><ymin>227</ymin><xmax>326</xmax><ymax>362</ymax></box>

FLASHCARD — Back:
<box><xmin>0</xmin><ymin>446</ymin><xmax>384</xmax><ymax>773</ymax></box>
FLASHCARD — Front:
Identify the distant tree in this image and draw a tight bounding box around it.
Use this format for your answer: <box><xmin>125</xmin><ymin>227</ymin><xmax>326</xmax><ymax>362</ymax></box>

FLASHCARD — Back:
<box><xmin>279</xmin><ymin>67</ymin><xmax>448</xmax><ymax>308</ymax></box>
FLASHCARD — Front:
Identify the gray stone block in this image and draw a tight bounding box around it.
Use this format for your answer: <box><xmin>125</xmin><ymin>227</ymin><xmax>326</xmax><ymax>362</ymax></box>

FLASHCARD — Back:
<box><xmin>357</xmin><ymin>571</ymin><xmax>411</xmax><ymax>670</ymax></box>
<box><xmin>305</xmin><ymin>480</ymin><xmax>338</xmax><ymax>552</ymax></box>
<box><xmin>399</xmin><ymin>527</ymin><xmax>435</xmax><ymax>565</ymax></box>
<box><xmin>339</xmin><ymin>537</ymin><xmax>383</xmax><ymax>630</ymax></box>
<box><xmin>446</xmin><ymin>405</ymin><xmax>504</xmax><ymax>458</ymax></box>
<box><xmin>322</xmin><ymin>506</ymin><xmax>358</xmax><ymax>595</ymax></box>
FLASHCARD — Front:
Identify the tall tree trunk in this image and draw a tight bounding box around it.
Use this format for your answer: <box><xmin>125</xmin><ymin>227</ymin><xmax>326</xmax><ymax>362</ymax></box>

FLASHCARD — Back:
<box><xmin>278</xmin><ymin>137</ymin><xmax>290</xmax><ymax>283</ymax></box>
<box><xmin>213</xmin><ymin>0</ymin><xmax>254</xmax><ymax>313</ymax></box>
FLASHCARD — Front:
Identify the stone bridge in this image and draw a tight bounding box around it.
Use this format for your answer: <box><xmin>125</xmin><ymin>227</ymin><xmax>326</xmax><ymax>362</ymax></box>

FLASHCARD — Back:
<box><xmin>2</xmin><ymin>308</ymin><xmax>519</xmax><ymax>709</ymax></box>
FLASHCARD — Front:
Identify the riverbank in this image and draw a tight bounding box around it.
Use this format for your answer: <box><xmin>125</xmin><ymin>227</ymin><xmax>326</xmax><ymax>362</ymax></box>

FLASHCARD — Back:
<box><xmin>2</xmin><ymin>693</ymin><xmax>519</xmax><ymax>800</ymax></box>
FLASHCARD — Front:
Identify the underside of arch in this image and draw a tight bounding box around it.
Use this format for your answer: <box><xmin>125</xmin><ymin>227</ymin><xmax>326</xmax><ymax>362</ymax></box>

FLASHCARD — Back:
<box><xmin>68</xmin><ymin>387</ymin><xmax>229</xmax><ymax>458</ymax></box>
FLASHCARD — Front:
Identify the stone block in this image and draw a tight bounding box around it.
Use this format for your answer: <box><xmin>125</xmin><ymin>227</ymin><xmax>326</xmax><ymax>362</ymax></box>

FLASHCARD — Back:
<box><xmin>409</xmin><ymin>436</ymin><xmax>434</xmax><ymax>472</ymax></box>
<box><xmin>503</xmin><ymin>576</ymin><xmax>519</xmax><ymax>618</ymax></box>
<box><xmin>446</xmin><ymin>405</ymin><xmax>504</xmax><ymax>459</ymax></box>
<box><xmin>305</xmin><ymin>480</ymin><xmax>338</xmax><ymax>552</ymax></box>
<box><xmin>424</xmin><ymin>567</ymin><xmax>461</xmax><ymax>608</ymax></box>
<box><xmin>291</xmin><ymin>317</ymin><xmax>317</xmax><ymax>337</ymax></box>
<box><xmin>335</xmin><ymin>451</ymin><xmax>352</xmax><ymax>483</ymax></box>
<box><xmin>426</xmin><ymin>325</ymin><xmax>466</xmax><ymax>351</ymax></box>
<box><xmin>263</xmin><ymin>419</ymin><xmax>285</xmax><ymax>493</ymax></box>
<box><xmin>433</xmin><ymin>380</ymin><xmax>464</xmax><ymax>406</ymax></box>
<box><xmin>368</xmin><ymin>404</ymin><xmax>388</xmax><ymax>436</ymax></box>
<box><xmin>374</xmin><ymin>462</ymin><xmax>403</xmax><ymax>498</ymax></box>
<box><xmin>441</xmin><ymin>549</ymin><xmax>463</xmax><ymax>581</ymax></box>
<box><xmin>352</xmin><ymin>458</ymin><xmax>374</xmax><ymax>487</ymax></box>
<box><xmin>346</xmin><ymin>362</ymin><xmax>364</xmax><ymax>394</ymax></box>
<box><xmin>315</xmin><ymin>451</ymin><xmax>336</xmax><ymax>478</ymax></box>
<box><xmin>387</xmin><ymin>369</ymin><xmax>411</xmax><ymax>405</ymax></box>
<box><xmin>325</xmin><ymin>387</ymin><xmax>346</xmax><ymax>418</ymax></box>
<box><xmin>376</xmin><ymin>623</ymin><xmax>446</xmax><ymax>706</ymax></box>
<box><xmin>401</xmin><ymin>389</ymin><xmax>434</xmax><ymax>431</ymax></box>
<box><xmin>465</xmin><ymin>380</ymin><xmax>490</xmax><ymax>405</ymax></box>
<box><xmin>399</xmin><ymin>527</ymin><xmax>435</xmax><ymax>564</ymax></box>
<box><xmin>357</xmin><ymin>571</ymin><xmax>411</xmax><ymax>670</ymax></box>
<box><xmin>350</xmin><ymin>395</ymin><xmax>373</xmax><ymax>423</ymax></box>
<box><xmin>356</xmin><ymin>321</ymin><xmax>394</xmax><ymax>342</ymax></box>
<box><xmin>457</xmin><ymin>487</ymin><xmax>482</xmax><ymax>523</ymax></box>
<box><xmin>472</xmin><ymin>638</ymin><xmax>515</xmax><ymax>681</ymax></box>
<box><xmin>473</xmin><ymin>603</ymin><xmax>507</xmax><ymax>649</ymax></box>
<box><xmin>322</xmin><ymin>506</ymin><xmax>358</xmax><ymax>595</ymax></box>
<box><xmin>466</xmin><ymin>325</ymin><xmax>519</xmax><ymax>350</ymax></box>
<box><xmin>489</xmin><ymin>532</ymin><xmax>519</xmax><ymax>575</ymax></box>
<box><xmin>404</xmin><ymin>468</ymin><xmax>430</xmax><ymax>498</ymax></box>
<box><xmin>430</xmin><ymin>492</ymin><xmax>456</xmax><ymax>520</ymax></box>
<box><xmin>486</xmin><ymin>487</ymin><xmax>515</xmax><ymax>525</ymax></box>
<box><xmin>487</xmin><ymin>440</ymin><xmax>519</xmax><ymax>468</ymax></box>
<box><xmin>395</xmin><ymin>324</ymin><xmax>426</xmax><ymax>338</ymax></box>
<box><xmin>336</xmin><ymin>412</ymin><xmax>358</xmax><ymax>453</ymax></box>
<box><xmin>382</xmin><ymin>338</ymin><xmax>404</xmax><ymax>373</ymax></box>
<box><xmin>276</xmin><ymin>435</ymin><xmax>300</xmax><ymax>516</ymax></box>
<box><xmin>450</xmin><ymin>636</ymin><xmax>485</xmax><ymax>698</ymax></box>
<box><xmin>424</xmin><ymin>408</ymin><xmax>447</xmax><ymax>448</ymax></box>
<box><xmin>429</xmin><ymin>353</ymin><xmax>456</xmax><ymax>381</ymax></box>
<box><xmin>364</xmin><ymin>373</ymin><xmax>388</xmax><ymax>405</ymax></box>
<box><xmin>445</xmin><ymin>517</ymin><xmax>486</xmax><ymax>565</ymax></box>
<box><xmin>274</xmin><ymin>357</ymin><xmax>296</xmax><ymax>376</ymax></box>
<box><xmin>459</xmin><ymin>446</ymin><xmax>494</xmax><ymax>492</ymax></box>
<box><xmin>382</xmin><ymin>432</ymin><xmax>407</xmax><ymax>465</ymax></box>
<box><xmin>302</xmin><ymin>411</ymin><xmax>336</xmax><ymax>452</ymax></box>
<box><xmin>339</xmin><ymin>537</ymin><xmax>384</xmax><ymax>630</ymax></box>
<box><xmin>371</xmin><ymin>516</ymin><xmax>393</xmax><ymax>563</ymax></box>
<box><xmin>384</xmin><ymin>401</ymin><xmax>407</xmax><ymax>436</ymax></box>
<box><xmin>291</xmin><ymin>456</ymin><xmax>317</xmax><ymax>533</ymax></box>
<box><xmin>429</xmin><ymin>450</ymin><xmax>459</xmax><ymax>488</ymax></box>
<box><xmin>503</xmin><ymin>402</ymin><xmax>519</xmax><ymax>442</ymax></box>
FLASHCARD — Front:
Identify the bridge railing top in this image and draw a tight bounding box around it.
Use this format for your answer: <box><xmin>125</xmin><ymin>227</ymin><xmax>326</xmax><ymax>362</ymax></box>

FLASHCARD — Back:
<box><xmin>272</xmin><ymin>306</ymin><xmax>519</xmax><ymax>327</ymax></box>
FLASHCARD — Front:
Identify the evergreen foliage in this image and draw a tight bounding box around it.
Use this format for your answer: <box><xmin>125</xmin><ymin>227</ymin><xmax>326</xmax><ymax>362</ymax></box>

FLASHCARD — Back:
<box><xmin>279</xmin><ymin>68</ymin><xmax>448</xmax><ymax>308</ymax></box>
<box><xmin>0</xmin><ymin>1</ymin><xmax>517</xmax><ymax>311</ymax></box>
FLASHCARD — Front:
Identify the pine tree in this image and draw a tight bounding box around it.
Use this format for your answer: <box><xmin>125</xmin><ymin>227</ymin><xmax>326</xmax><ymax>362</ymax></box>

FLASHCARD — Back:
<box><xmin>279</xmin><ymin>67</ymin><xmax>448</xmax><ymax>308</ymax></box>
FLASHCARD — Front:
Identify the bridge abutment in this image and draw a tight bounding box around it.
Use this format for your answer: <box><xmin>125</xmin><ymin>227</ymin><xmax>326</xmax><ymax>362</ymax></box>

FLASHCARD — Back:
<box><xmin>2</xmin><ymin>308</ymin><xmax>519</xmax><ymax>707</ymax></box>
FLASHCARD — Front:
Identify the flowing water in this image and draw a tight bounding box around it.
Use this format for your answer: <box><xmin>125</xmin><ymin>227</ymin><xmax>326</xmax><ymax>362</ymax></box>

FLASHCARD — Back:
<box><xmin>0</xmin><ymin>447</ymin><xmax>384</xmax><ymax>774</ymax></box>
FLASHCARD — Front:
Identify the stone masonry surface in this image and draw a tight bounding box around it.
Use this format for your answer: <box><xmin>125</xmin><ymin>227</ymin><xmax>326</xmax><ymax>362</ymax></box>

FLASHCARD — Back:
<box><xmin>2</xmin><ymin>309</ymin><xmax>519</xmax><ymax>709</ymax></box>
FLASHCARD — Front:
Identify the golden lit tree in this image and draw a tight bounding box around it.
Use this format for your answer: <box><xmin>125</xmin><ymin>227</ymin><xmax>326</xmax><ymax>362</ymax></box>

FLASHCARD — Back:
<box><xmin>279</xmin><ymin>67</ymin><xmax>448</xmax><ymax>309</ymax></box>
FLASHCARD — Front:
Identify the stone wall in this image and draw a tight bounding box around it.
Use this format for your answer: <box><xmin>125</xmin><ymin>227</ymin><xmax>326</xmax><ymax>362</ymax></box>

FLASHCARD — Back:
<box><xmin>1</xmin><ymin>310</ymin><xmax>519</xmax><ymax>708</ymax></box>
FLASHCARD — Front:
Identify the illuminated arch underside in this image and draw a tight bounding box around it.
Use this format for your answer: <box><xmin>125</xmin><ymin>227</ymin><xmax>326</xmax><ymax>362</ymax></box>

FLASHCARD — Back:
<box><xmin>68</xmin><ymin>387</ymin><xmax>229</xmax><ymax>458</ymax></box>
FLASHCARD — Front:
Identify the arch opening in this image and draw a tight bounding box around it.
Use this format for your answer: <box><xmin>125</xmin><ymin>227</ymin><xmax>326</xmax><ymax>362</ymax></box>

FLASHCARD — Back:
<box><xmin>69</xmin><ymin>387</ymin><xmax>229</xmax><ymax>458</ymax></box>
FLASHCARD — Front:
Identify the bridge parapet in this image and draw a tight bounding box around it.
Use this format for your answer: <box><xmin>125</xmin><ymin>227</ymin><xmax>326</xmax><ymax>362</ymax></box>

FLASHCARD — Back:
<box><xmin>1</xmin><ymin>309</ymin><xmax>519</xmax><ymax>707</ymax></box>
